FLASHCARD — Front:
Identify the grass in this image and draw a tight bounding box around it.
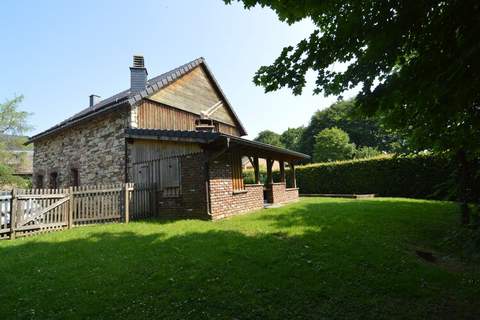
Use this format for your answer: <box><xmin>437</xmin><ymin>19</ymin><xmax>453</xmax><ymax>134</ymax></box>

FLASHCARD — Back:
<box><xmin>0</xmin><ymin>197</ymin><xmax>479</xmax><ymax>319</ymax></box>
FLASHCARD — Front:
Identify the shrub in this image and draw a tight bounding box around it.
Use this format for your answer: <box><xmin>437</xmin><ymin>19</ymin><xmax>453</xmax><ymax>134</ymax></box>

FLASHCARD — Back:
<box><xmin>274</xmin><ymin>154</ymin><xmax>453</xmax><ymax>200</ymax></box>
<box><xmin>243</xmin><ymin>169</ymin><xmax>267</xmax><ymax>184</ymax></box>
<box><xmin>354</xmin><ymin>146</ymin><xmax>383</xmax><ymax>159</ymax></box>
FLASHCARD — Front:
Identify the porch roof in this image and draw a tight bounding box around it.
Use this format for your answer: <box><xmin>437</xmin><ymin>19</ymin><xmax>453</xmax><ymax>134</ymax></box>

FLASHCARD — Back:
<box><xmin>125</xmin><ymin>128</ymin><xmax>310</xmax><ymax>162</ymax></box>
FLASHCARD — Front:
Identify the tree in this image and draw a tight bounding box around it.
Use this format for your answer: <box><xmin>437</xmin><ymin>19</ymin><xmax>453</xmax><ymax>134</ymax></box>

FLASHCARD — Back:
<box><xmin>313</xmin><ymin>127</ymin><xmax>355</xmax><ymax>162</ymax></box>
<box><xmin>300</xmin><ymin>99</ymin><xmax>404</xmax><ymax>157</ymax></box>
<box><xmin>0</xmin><ymin>96</ymin><xmax>31</xmax><ymax>187</ymax></box>
<box><xmin>225</xmin><ymin>0</ymin><xmax>480</xmax><ymax>225</ymax></box>
<box><xmin>254</xmin><ymin>130</ymin><xmax>284</xmax><ymax>147</ymax></box>
<box><xmin>280</xmin><ymin>127</ymin><xmax>304</xmax><ymax>151</ymax></box>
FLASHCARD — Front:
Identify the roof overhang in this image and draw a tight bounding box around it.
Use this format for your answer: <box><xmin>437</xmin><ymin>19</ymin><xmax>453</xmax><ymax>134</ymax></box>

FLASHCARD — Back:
<box><xmin>27</xmin><ymin>99</ymin><xmax>130</xmax><ymax>144</ymax></box>
<box><xmin>125</xmin><ymin>128</ymin><xmax>310</xmax><ymax>162</ymax></box>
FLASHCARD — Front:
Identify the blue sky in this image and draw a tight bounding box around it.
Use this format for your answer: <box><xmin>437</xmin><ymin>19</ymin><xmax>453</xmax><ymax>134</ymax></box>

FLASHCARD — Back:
<box><xmin>0</xmin><ymin>0</ymin><xmax>357</xmax><ymax>139</ymax></box>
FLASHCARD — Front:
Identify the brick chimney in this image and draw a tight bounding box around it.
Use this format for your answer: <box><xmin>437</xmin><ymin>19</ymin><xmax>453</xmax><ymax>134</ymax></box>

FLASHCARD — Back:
<box><xmin>130</xmin><ymin>55</ymin><xmax>148</xmax><ymax>93</ymax></box>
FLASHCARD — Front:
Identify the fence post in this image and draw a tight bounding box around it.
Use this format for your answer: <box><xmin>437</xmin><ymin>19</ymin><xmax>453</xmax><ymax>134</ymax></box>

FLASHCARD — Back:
<box><xmin>10</xmin><ymin>188</ymin><xmax>17</xmax><ymax>240</ymax></box>
<box><xmin>68</xmin><ymin>187</ymin><xmax>74</xmax><ymax>229</ymax></box>
<box><xmin>124</xmin><ymin>183</ymin><xmax>129</xmax><ymax>224</ymax></box>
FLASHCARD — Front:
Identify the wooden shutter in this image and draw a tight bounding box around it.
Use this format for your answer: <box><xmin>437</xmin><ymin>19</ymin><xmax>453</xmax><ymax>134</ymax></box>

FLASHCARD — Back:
<box><xmin>161</xmin><ymin>158</ymin><xmax>180</xmax><ymax>188</ymax></box>
<box><xmin>231</xmin><ymin>153</ymin><xmax>244</xmax><ymax>191</ymax></box>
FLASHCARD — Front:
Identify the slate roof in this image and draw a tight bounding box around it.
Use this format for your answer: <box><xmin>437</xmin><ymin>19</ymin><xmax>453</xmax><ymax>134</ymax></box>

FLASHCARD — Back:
<box><xmin>125</xmin><ymin>128</ymin><xmax>310</xmax><ymax>161</ymax></box>
<box><xmin>28</xmin><ymin>57</ymin><xmax>247</xmax><ymax>143</ymax></box>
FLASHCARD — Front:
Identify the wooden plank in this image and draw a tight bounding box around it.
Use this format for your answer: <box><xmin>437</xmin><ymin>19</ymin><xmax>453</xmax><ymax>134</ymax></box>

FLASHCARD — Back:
<box><xmin>124</xmin><ymin>184</ymin><xmax>130</xmax><ymax>223</ymax></box>
<box><xmin>10</xmin><ymin>189</ymin><xmax>17</xmax><ymax>240</ymax></box>
<box><xmin>16</xmin><ymin>194</ymin><xmax>67</xmax><ymax>199</ymax></box>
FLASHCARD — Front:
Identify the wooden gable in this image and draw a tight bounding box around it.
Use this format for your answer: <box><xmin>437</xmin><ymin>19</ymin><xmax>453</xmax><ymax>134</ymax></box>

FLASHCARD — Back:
<box><xmin>148</xmin><ymin>65</ymin><xmax>237</xmax><ymax>127</ymax></box>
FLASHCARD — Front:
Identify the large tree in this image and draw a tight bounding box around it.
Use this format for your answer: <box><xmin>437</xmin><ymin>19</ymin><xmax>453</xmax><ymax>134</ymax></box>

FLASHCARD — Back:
<box><xmin>225</xmin><ymin>0</ymin><xmax>480</xmax><ymax>225</ymax></box>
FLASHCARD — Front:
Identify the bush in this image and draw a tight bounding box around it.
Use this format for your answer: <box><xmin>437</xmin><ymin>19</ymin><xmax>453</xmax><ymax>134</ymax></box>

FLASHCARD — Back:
<box><xmin>243</xmin><ymin>169</ymin><xmax>267</xmax><ymax>184</ymax></box>
<box><xmin>274</xmin><ymin>154</ymin><xmax>453</xmax><ymax>200</ymax></box>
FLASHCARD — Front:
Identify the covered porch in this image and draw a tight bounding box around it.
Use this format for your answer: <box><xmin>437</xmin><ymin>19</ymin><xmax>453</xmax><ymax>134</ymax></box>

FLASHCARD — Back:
<box><xmin>125</xmin><ymin>128</ymin><xmax>310</xmax><ymax>219</ymax></box>
<box><xmin>205</xmin><ymin>134</ymin><xmax>308</xmax><ymax>205</ymax></box>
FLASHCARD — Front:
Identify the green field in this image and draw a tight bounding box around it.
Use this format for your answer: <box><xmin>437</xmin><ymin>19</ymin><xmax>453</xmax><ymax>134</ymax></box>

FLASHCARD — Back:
<box><xmin>0</xmin><ymin>198</ymin><xmax>478</xmax><ymax>319</ymax></box>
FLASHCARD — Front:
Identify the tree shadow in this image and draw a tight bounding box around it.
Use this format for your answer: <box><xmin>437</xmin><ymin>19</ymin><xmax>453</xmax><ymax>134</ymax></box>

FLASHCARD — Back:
<box><xmin>0</xmin><ymin>213</ymin><xmax>478</xmax><ymax>319</ymax></box>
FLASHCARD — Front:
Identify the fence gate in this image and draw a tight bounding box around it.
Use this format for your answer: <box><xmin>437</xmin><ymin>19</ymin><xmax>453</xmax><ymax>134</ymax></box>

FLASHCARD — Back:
<box><xmin>12</xmin><ymin>189</ymin><xmax>70</xmax><ymax>238</ymax></box>
<box><xmin>0</xmin><ymin>183</ymin><xmax>134</xmax><ymax>240</ymax></box>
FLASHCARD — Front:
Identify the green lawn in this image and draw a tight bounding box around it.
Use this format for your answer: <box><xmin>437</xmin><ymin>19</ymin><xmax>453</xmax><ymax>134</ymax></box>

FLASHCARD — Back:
<box><xmin>0</xmin><ymin>198</ymin><xmax>479</xmax><ymax>319</ymax></box>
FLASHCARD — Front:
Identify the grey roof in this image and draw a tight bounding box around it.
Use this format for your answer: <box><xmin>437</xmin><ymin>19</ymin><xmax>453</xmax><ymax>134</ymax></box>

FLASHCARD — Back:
<box><xmin>125</xmin><ymin>128</ymin><xmax>310</xmax><ymax>161</ymax></box>
<box><xmin>28</xmin><ymin>57</ymin><xmax>247</xmax><ymax>143</ymax></box>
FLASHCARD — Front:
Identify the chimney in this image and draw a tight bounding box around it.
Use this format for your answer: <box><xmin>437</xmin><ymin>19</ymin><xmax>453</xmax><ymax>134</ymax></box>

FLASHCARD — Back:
<box><xmin>89</xmin><ymin>94</ymin><xmax>101</xmax><ymax>107</ymax></box>
<box><xmin>130</xmin><ymin>55</ymin><xmax>148</xmax><ymax>93</ymax></box>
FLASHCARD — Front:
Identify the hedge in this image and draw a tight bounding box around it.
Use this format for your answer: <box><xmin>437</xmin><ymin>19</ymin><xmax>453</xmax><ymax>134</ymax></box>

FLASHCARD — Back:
<box><xmin>271</xmin><ymin>155</ymin><xmax>453</xmax><ymax>200</ymax></box>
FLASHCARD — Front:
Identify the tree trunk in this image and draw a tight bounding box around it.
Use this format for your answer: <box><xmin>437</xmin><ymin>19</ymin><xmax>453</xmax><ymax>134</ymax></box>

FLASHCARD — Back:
<box><xmin>457</xmin><ymin>149</ymin><xmax>470</xmax><ymax>225</ymax></box>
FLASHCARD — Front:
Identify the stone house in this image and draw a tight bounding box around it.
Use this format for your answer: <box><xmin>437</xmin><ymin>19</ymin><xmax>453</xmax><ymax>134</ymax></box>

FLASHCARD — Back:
<box><xmin>28</xmin><ymin>56</ymin><xmax>309</xmax><ymax>219</ymax></box>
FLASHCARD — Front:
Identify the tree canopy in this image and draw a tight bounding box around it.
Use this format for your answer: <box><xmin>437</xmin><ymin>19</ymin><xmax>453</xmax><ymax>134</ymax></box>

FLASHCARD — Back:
<box><xmin>280</xmin><ymin>127</ymin><xmax>304</xmax><ymax>152</ymax></box>
<box><xmin>300</xmin><ymin>99</ymin><xmax>403</xmax><ymax>157</ymax></box>
<box><xmin>253</xmin><ymin>130</ymin><xmax>284</xmax><ymax>147</ymax></box>
<box><xmin>226</xmin><ymin>0</ymin><xmax>480</xmax><ymax>225</ymax></box>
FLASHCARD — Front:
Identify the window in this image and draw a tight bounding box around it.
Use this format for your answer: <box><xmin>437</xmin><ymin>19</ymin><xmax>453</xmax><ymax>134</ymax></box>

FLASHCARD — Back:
<box><xmin>231</xmin><ymin>153</ymin><xmax>244</xmax><ymax>191</ymax></box>
<box><xmin>49</xmin><ymin>172</ymin><xmax>58</xmax><ymax>189</ymax></box>
<box><xmin>36</xmin><ymin>175</ymin><xmax>44</xmax><ymax>188</ymax></box>
<box><xmin>71</xmin><ymin>168</ymin><xmax>79</xmax><ymax>187</ymax></box>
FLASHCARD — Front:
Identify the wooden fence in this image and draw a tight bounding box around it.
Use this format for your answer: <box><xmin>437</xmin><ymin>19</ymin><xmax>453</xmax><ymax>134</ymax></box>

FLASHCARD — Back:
<box><xmin>0</xmin><ymin>183</ymin><xmax>134</xmax><ymax>240</ymax></box>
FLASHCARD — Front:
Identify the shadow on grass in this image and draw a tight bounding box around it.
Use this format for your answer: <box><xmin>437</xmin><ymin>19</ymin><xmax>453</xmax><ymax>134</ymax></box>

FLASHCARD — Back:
<box><xmin>0</xmin><ymin>199</ymin><xmax>477</xmax><ymax>320</ymax></box>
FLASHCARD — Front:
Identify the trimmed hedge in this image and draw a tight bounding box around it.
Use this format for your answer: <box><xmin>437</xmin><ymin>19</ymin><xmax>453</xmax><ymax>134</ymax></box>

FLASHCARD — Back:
<box><xmin>273</xmin><ymin>155</ymin><xmax>453</xmax><ymax>200</ymax></box>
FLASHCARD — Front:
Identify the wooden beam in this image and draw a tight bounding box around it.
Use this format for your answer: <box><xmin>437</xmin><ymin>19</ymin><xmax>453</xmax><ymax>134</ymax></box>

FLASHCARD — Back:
<box><xmin>290</xmin><ymin>162</ymin><xmax>297</xmax><ymax>188</ymax></box>
<box><xmin>279</xmin><ymin>160</ymin><xmax>285</xmax><ymax>183</ymax></box>
<box><xmin>253</xmin><ymin>157</ymin><xmax>260</xmax><ymax>184</ymax></box>
<box><xmin>266</xmin><ymin>159</ymin><xmax>273</xmax><ymax>184</ymax></box>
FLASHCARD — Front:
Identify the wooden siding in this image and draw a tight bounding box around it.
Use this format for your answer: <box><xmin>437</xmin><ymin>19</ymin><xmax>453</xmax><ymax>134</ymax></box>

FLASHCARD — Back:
<box><xmin>148</xmin><ymin>66</ymin><xmax>237</xmax><ymax>126</ymax></box>
<box><xmin>130</xmin><ymin>139</ymin><xmax>201</xmax><ymax>163</ymax></box>
<box><xmin>137</xmin><ymin>100</ymin><xmax>240</xmax><ymax>136</ymax></box>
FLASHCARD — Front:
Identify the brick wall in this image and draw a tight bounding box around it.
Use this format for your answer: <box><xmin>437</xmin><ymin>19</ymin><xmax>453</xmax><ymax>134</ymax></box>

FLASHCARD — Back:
<box><xmin>208</xmin><ymin>155</ymin><xmax>264</xmax><ymax>220</ymax></box>
<box><xmin>33</xmin><ymin>110</ymin><xmax>128</xmax><ymax>188</ymax></box>
<box><xmin>266</xmin><ymin>183</ymin><xmax>299</xmax><ymax>204</ymax></box>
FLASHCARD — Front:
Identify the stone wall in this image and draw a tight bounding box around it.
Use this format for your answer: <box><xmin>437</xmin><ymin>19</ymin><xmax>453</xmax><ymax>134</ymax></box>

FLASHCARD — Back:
<box><xmin>208</xmin><ymin>154</ymin><xmax>264</xmax><ymax>220</ymax></box>
<box><xmin>33</xmin><ymin>110</ymin><xmax>128</xmax><ymax>188</ymax></box>
<box><xmin>266</xmin><ymin>183</ymin><xmax>299</xmax><ymax>204</ymax></box>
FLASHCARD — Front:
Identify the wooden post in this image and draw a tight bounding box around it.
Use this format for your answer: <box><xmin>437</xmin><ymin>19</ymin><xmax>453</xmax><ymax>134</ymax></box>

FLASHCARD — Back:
<box><xmin>290</xmin><ymin>162</ymin><xmax>297</xmax><ymax>188</ymax></box>
<box><xmin>253</xmin><ymin>157</ymin><xmax>260</xmax><ymax>184</ymax></box>
<box><xmin>279</xmin><ymin>160</ymin><xmax>285</xmax><ymax>183</ymax></box>
<box><xmin>10</xmin><ymin>188</ymin><xmax>17</xmax><ymax>240</ymax></box>
<box><xmin>124</xmin><ymin>183</ymin><xmax>130</xmax><ymax>223</ymax></box>
<box><xmin>68</xmin><ymin>187</ymin><xmax>74</xmax><ymax>229</ymax></box>
<box><xmin>266</xmin><ymin>159</ymin><xmax>273</xmax><ymax>184</ymax></box>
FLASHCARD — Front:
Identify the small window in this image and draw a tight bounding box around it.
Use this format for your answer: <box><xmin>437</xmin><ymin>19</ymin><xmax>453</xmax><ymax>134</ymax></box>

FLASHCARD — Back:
<box><xmin>71</xmin><ymin>168</ymin><xmax>79</xmax><ymax>187</ymax></box>
<box><xmin>231</xmin><ymin>153</ymin><xmax>244</xmax><ymax>191</ymax></box>
<box><xmin>36</xmin><ymin>175</ymin><xmax>44</xmax><ymax>188</ymax></box>
<box><xmin>49</xmin><ymin>172</ymin><xmax>58</xmax><ymax>189</ymax></box>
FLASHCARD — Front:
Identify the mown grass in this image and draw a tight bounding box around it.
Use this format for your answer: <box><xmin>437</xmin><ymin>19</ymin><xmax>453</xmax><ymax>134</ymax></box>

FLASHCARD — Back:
<box><xmin>0</xmin><ymin>198</ymin><xmax>479</xmax><ymax>319</ymax></box>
